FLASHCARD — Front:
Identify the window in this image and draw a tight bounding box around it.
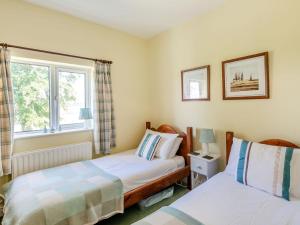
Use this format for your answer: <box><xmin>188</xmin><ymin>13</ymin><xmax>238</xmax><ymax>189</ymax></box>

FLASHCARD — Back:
<box><xmin>11</xmin><ymin>62</ymin><xmax>51</xmax><ymax>133</ymax></box>
<box><xmin>57</xmin><ymin>68</ymin><xmax>90</xmax><ymax>130</ymax></box>
<box><xmin>11</xmin><ymin>58</ymin><xmax>91</xmax><ymax>136</ymax></box>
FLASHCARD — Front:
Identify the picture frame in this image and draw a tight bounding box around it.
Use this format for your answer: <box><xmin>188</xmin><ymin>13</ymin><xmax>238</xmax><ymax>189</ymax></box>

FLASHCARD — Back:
<box><xmin>222</xmin><ymin>52</ymin><xmax>269</xmax><ymax>100</ymax></box>
<box><xmin>181</xmin><ymin>65</ymin><xmax>210</xmax><ymax>101</ymax></box>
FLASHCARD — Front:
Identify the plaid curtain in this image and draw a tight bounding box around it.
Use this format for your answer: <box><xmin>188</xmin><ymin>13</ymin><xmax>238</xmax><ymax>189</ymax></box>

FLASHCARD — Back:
<box><xmin>93</xmin><ymin>62</ymin><xmax>116</xmax><ymax>154</ymax></box>
<box><xmin>0</xmin><ymin>47</ymin><xmax>14</xmax><ymax>176</ymax></box>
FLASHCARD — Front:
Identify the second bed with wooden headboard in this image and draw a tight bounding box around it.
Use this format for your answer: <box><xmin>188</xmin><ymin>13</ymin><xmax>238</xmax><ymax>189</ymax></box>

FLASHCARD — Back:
<box><xmin>133</xmin><ymin>131</ymin><xmax>300</xmax><ymax>225</ymax></box>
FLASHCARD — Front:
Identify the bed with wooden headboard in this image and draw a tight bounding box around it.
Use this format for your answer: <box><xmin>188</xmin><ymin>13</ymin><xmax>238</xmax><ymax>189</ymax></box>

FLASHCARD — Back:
<box><xmin>225</xmin><ymin>131</ymin><xmax>299</xmax><ymax>163</ymax></box>
<box><xmin>1</xmin><ymin>121</ymin><xmax>193</xmax><ymax>225</ymax></box>
<box><xmin>133</xmin><ymin>131</ymin><xmax>300</xmax><ymax>225</ymax></box>
<box><xmin>124</xmin><ymin>122</ymin><xmax>193</xmax><ymax>208</ymax></box>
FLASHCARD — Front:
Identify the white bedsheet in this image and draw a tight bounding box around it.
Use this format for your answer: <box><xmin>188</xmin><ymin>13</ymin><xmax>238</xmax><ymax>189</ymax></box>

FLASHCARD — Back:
<box><xmin>172</xmin><ymin>172</ymin><xmax>300</xmax><ymax>225</ymax></box>
<box><xmin>92</xmin><ymin>150</ymin><xmax>185</xmax><ymax>193</ymax></box>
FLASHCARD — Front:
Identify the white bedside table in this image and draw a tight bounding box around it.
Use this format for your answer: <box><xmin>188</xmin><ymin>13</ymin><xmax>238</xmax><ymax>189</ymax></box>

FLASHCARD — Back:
<box><xmin>189</xmin><ymin>151</ymin><xmax>220</xmax><ymax>189</ymax></box>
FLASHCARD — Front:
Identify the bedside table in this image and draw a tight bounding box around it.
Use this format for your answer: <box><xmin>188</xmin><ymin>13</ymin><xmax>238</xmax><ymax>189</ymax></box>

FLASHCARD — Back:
<box><xmin>188</xmin><ymin>152</ymin><xmax>220</xmax><ymax>189</ymax></box>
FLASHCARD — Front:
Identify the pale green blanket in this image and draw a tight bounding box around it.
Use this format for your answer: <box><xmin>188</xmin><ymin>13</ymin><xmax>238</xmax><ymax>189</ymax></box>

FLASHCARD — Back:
<box><xmin>1</xmin><ymin>160</ymin><xmax>123</xmax><ymax>225</ymax></box>
<box><xmin>132</xmin><ymin>206</ymin><xmax>204</xmax><ymax>225</ymax></box>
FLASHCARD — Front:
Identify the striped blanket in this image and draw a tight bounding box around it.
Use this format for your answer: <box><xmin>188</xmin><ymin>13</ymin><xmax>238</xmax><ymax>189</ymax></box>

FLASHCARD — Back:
<box><xmin>132</xmin><ymin>206</ymin><xmax>204</xmax><ymax>225</ymax></box>
<box><xmin>1</xmin><ymin>160</ymin><xmax>123</xmax><ymax>225</ymax></box>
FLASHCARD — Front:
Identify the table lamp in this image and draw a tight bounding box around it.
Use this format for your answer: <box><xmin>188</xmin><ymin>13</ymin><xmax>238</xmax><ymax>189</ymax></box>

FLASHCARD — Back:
<box><xmin>79</xmin><ymin>108</ymin><xmax>92</xmax><ymax>129</ymax></box>
<box><xmin>199</xmin><ymin>128</ymin><xmax>216</xmax><ymax>156</ymax></box>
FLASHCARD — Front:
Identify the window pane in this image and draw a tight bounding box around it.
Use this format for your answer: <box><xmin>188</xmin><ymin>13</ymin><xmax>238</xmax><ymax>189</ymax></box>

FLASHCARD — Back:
<box><xmin>11</xmin><ymin>62</ymin><xmax>50</xmax><ymax>132</ymax></box>
<box><xmin>58</xmin><ymin>71</ymin><xmax>85</xmax><ymax>126</ymax></box>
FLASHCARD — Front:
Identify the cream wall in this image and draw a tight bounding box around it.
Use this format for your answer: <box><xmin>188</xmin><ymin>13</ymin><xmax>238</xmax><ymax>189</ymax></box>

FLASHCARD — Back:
<box><xmin>148</xmin><ymin>0</ymin><xmax>300</xmax><ymax>168</ymax></box>
<box><xmin>0</xmin><ymin>0</ymin><xmax>151</xmax><ymax>153</ymax></box>
<box><xmin>0</xmin><ymin>0</ymin><xmax>150</xmax><ymax>184</ymax></box>
<box><xmin>1</xmin><ymin>0</ymin><xmax>300</xmax><ymax>184</ymax></box>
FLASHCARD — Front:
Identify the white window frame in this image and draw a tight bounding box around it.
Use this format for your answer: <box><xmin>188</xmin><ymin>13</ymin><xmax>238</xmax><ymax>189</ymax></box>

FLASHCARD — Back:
<box><xmin>55</xmin><ymin>66</ymin><xmax>91</xmax><ymax>131</ymax></box>
<box><xmin>11</xmin><ymin>58</ymin><xmax>92</xmax><ymax>137</ymax></box>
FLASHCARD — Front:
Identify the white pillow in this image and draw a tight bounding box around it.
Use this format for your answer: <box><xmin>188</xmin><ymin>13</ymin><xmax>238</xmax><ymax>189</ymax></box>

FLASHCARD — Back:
<box><xmin>144</xmin><ymin>129</ymin><xmax>178</xmax><ymax>159</ymax></box>
<box><xmin>290</xmin><ymin>150</ymin><xmax>300</xmax><ymax>199</ymax></box>
<box><xmin>224</xmin><ymin>137</ymin><xmax>242</xmax><ymax>176</ymax></box>
<box><xmin>167</xmin><ymin>138</ymin><xmax>183</xmax><ymax>159</ymax></box>
<box><xmin>225</xmin><ymin>137</ymin><xmax>300</xmax><ymax>200</ymax></box>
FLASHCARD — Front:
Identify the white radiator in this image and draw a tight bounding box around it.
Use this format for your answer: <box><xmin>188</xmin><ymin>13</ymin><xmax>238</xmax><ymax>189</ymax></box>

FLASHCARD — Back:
<box><xmin>12</xmin><ymin>142</ymin><xmax>92</xmax><ymax>178</ymax></box>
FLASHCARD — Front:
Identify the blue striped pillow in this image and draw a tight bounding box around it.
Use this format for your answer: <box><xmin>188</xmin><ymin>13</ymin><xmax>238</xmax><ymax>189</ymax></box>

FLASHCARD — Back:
<box><xmin>136</xmin><ymin>133</ymin><xmax>161</xmax><ymax>160</ymax></box>
<box><xmin>235</xmin><ymin>139</ymin><xmax>294</xmax><ymax>200</ymax></box>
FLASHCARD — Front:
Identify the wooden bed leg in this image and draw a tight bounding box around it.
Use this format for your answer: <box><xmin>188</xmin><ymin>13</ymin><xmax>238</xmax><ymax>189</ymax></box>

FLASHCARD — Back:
<box><xmin>226</xmin><ymin>131</ymin><xmax>234</xmax><ymax>165</ymax></box>
<box><xmin>187</xmin><ymin>173</ymin><xmax>192</xmax><ymax>190</ymax></box>
<box><xmin>186</xmin><ymin>127</ymin><xmax>193</xmax><ymax>190</ymax></box>
<box><xmin>186</xmin><ymin>127</ymin><xmax>193</xmax><ymax>155</ymax></box>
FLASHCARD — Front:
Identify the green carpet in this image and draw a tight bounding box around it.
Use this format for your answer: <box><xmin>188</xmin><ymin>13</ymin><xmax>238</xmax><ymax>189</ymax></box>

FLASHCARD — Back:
<box><xmin>98</xmin><ymin>185</ymin><xmax>189</xmax><ymax>225</ymax></box>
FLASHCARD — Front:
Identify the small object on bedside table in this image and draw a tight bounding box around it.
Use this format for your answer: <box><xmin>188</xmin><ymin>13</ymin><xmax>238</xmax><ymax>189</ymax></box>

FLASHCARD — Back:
<box><xmin>188</xmin><ymin>151</ymin><xmax>220</xmax><ymax>189</ymax></box>
<box><xmin>190</xmin><ymin>151</ymin><xmax>200</xmax><ymax>156</ymax></box>
<box><xmin>202</xmin><ymin>155</ymin><xmax>214</xmax><ymax>160</ymax></box>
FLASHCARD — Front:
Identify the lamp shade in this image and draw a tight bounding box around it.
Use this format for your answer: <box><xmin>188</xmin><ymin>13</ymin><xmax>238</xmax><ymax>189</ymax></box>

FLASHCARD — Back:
<box><xmin>199</xmin><ymin>129</ymin><xmax>216</xmax><ymax>143</ymax></box>
<box><xmin>79</xmin><ymin>108</ymin><xmax>92</xmax><ymax>120</ymax></box>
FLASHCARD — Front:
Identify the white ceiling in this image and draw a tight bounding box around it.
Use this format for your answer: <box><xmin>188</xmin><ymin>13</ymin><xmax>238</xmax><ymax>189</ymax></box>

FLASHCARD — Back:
<box><xmin>24</xmin><ymin>0</ymin><xmax>224</xmax><ymax>38</ymax></box>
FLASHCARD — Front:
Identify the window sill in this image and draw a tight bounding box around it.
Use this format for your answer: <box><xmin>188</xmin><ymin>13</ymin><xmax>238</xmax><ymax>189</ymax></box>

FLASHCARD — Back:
<box><xmin>14</xmin><ymin>128</ymin><xmax>93</xmax><ymax>140</ymax></box>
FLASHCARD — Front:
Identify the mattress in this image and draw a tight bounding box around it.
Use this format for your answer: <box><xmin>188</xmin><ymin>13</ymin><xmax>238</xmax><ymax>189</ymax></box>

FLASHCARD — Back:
<box><xmin>91</xmin><ymin>150</ymin><xmax>185</xmax><ymax>193</ymax></box>
<box><xmin>171</xmin><ymin>172</ymin><xmax>300</xmax><ymax>225</ymax></box>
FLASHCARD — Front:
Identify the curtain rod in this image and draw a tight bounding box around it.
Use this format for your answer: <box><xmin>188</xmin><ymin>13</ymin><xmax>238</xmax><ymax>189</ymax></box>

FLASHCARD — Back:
<box><xmin>0</xmin><ymin>43</ymin><xmax>112</xmax><ymax>64</ymax></box>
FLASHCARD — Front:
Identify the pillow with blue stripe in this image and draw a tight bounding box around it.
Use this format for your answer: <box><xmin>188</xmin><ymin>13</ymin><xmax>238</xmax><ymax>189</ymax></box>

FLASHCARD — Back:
<box><xmin>136</xmin><ymin>133</ymin><xmax>161</xmax><ymax>160</ymax></box>
<box><xmin>227</xmin><ymin>138</ymin><xmax>300</xmax><ymax>201</ymax></box>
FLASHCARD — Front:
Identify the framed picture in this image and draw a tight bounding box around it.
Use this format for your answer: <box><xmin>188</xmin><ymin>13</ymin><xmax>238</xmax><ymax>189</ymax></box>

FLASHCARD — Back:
<box><xmin>222</xmin><ymin>52</ymin><xmax>269</xmax><ymax>100</ymax></box>
<box><xmin>181</xmin><ymin>65</ymin><xmax>210</xmax><ymax>101</ymax></box>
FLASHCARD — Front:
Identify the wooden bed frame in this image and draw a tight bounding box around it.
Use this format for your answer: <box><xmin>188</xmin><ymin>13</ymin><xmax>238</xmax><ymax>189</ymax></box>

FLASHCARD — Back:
<box><xmin>124</xmin><ymin>122</ymin><xmax>193</xmax><ymax>208</ymax></box>
<box><xmin>226</xmin><ymin>131</ymin><xmax>299</xmax><ymax>164</ymax></box>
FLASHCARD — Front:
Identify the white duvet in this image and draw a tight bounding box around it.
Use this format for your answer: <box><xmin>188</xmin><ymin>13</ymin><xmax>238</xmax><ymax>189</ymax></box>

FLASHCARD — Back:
<box><xmin>172</xmin><ymin>172</ymin><xmax>300</xmax><ymax>225</ymax></box>
<box><xmin>91</xmin><ymin>150</ymin><xmax>185</xmax><ymax>193</ymax></box>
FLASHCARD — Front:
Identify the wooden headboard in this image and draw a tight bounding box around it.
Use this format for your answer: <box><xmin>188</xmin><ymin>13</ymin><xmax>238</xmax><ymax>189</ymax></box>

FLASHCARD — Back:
<box><xmin>226</xmin><ymin>131</ymin><xmax>299</xmax><ymax>164</ymax></box>
<box><xmin>146</xmin><ymin>122</ymin><xmax>193</xmax><ymax>165</ymax></box>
